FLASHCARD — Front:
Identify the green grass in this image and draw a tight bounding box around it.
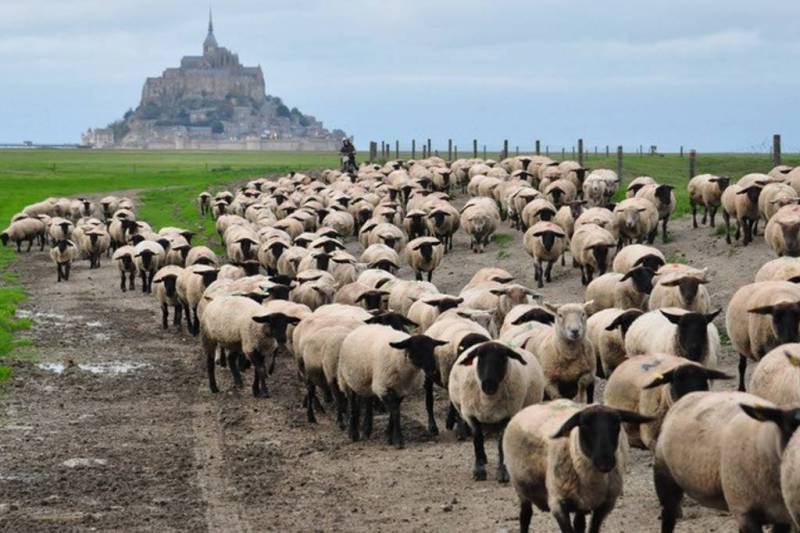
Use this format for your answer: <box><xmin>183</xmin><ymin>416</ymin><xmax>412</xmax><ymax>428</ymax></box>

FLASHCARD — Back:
<box><xmin>0</xmin><ymin>149</ymin><xmax>338</xmax><ymax>382</ymax></box>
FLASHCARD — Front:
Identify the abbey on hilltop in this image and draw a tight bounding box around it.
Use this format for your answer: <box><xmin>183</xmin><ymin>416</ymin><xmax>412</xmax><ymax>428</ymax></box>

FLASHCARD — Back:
<box><xmin>83</xmin><ymin>11</ymin><xmax>345</xmax><ymax>150</ymax></box>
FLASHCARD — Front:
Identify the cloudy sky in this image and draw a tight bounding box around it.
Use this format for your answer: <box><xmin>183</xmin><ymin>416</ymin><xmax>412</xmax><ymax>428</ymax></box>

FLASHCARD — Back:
<box><xmin>1</xmin><ymin>0</ymin><xmax>799</xmax><ymax>151</ymax></box>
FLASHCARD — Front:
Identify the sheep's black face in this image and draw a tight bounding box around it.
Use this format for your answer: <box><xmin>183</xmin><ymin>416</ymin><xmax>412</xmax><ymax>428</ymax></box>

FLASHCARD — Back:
<box><xmin>199</xmin><ymin>270</ymin><xmax>219</xmax><ymax>288</ymax></box>
<box><xmin>625</xmin><ymin>267</ymin><xmax>655</xmax><ymax>294</ymax></box>
<box><xmin>358</xmin><ymin>208</ymin><xmax>373</xmax><ymax>225</ymax></box>
<box><xmin>239</xmin><ymin>239</ymin><xmax>255</xmax><ymax>257</ymax></box>
<box><xmin>243</xmin><ymin>262</ymin><xmax>261</xmax><ymax>276</ymax></box>
<box><xmin>772</xmin><ymin>304</ymin><xmax>800</xmax><ymax>344</ymax></box>
<box><xmin>1</xmin><ymin>233</ymin><xmax>9</xmax><ymax>246</ymax></box>
<box><xmin>163</xmin><ymin>275</ymin><xmax>178</xmax><ymax>297</ymax></box>
<box><xmin>89</xmin><ymin>234</ymin><xmax>99</xmax><ymax>246</ymax></box>
<box><xmin>669</xmin><ymin>364</ymin><xmax>713</xmax><ymax>398</ymax></box>
<box><xmin>634</xmin><ymin>254</ymin><xmax>665</xmax><ymax>272</ymax></box>
<box><xmin>781</xmin><ymin>222</ymin><xmax>800</xmax><ymax>257</ymax></box>
<box><xmin>158</xmin><ymin>238</ymin><xmax>171</xmax><ymax>252</ymax></box>
<box><xmin>539</xmin><ymin>231</ymin><xmax>557</xmax><ymax>252</ymax></box>
<box><xmin>373</xmin><ymin>259</ymin><xmax>396</xmax><ymax>273</ymax></box>
<box><xmin>139</xmin><ymin>249</ymin><xmax>154</xmax><ymax>268</ymax></box>
<box><xmin>661</xmin><ymin>311</ymin><xmax>718</xmax><ymax>361</ymax></box>
<box><xmin>337</xmin><ymin>197</ymin><xmax>350</xmax><ymax>208</ymax></box>
<box><xmin>578</xmin><ymin>409</ymin><xmax>622</xmax><ymax>473</ymax></box>
<box><xmin>59</xmin><ymin>222</ymin><xmax>71</xmax><ymax>235</ymax></box>
<box><xmin>121</xmin><ymin>255</ymin><xmax>133</xmax><ymax>269</ymax></box>
<box><xmin>655</xmin><ymin>185</ymin><xmax>673</xmax><ymax>206</ymax></box>
<box><xmin>418</xmin><ymin>243</ymin><xmax>434</xmax><ymax>261</ymax></box>
<box><xmin>391</xmin><ymin>335</ymin><xmax>446</xmax><ymax>377</ymax></box>
<box><xmin>538</xmin><ymin>208</ymin><xmax>555</xmax><ymax>222</ymax></box>
<box><xmin>458</xmin><ymin>342</ymin><xmax>527</xmax><ymax>395</ymax></box>
<box><xmin>457</xmin><ymin>333</ymin><xmax>490</xmax><ymax>356</ymax></box>
<box><xmin>591</xmin><ymin>246</ymin><xmax>610</xmax><ymax>275</ymax></box>
<box><xmin>357</xmin><ymin>290</ymin><xmax>384</xmax><ymax>311</ymax></box>
<box><xmin>252</xmin><ymin>313</ymin><xmax>301</xmax><ymax>344</ymax></box>
<box><xmin>179</xmin><ymin>247</ymin><xmax>190</xmax><ymax>261</ymax></box>
<box><xmin>266</xmin><ymin>284</ymin><xmax>290</xmax><ymax>301</ymax></box>
<box><xmin>432</xmin><ymin>297</ymin><xmax>462</xmax><ymax>313</ymax></box>
<box><xmin>382</xmin><ymin>237</ymin><xmax>396</xmax><ymax>249</ymax></box>
<box><xmin>269</xmin><ymin>242</ymin><xmax>288</xmax><ymax>258</ymax></box>
<box><xmin>678</xmin><ymin>279</ymin><xmax>701</xmax><ymax>304</ymax></box>
<box><xmin>314</xmin><ymin>253</ymin><xmax>331</xmax><ymax>271</ymax></box>
<box><xmin>605</xmin><ymin>309</ymin><xmax>643</xmax><ymax>338</ymax></box>
<box><xmin>130</xmin><ymin>235</ymin><xmax>145</xmax><ymax>245</ymax></box>
<box><xmin>430</xmin><ymin>211</ymin><xmax>447</xmax><ymax>228</ymax></box>
<box><xmin>57</xmin><ymin>240</ymin><xmax>70</xmax><ymax>253</ymax></box>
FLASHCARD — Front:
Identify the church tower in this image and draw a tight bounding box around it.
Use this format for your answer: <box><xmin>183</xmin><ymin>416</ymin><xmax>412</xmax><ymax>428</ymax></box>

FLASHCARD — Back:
<box><xmin>203</xmin><ymin>8</ymin><xmax>218</xmax><ymax>56</ymax></box>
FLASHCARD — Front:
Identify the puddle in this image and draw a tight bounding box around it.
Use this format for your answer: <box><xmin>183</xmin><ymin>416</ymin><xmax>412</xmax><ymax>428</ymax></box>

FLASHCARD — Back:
<box><xmin>37</xmin><ymin>362</ymin><xmax>150</xmax><ymax>375</ymax></box>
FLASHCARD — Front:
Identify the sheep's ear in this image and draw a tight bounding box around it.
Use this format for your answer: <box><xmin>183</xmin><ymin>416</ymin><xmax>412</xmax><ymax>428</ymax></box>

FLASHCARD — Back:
<box><xmin>388</xmin><ymin>338</ymin><xmax>411</xmax><ymax>350</ymax></box>
<box><xmin>458</xmin><ymin>351</ymin><xmax>479</xmax><ymax>366</ymax></box>
<box><xmin>642</xmin><ymin>370</ymin><xmax>674</xmax><ymax>389</ymax></box>
<box><xmin>660</xmin><ymin>310</ymin><xmax>683</xmax><ymax>324</ymax></box>
<box><xmin>739</xmin><ymin>404</ymin><xmax>788</xmax><ymax>425</ymax></box>
<box><xmin>704</xmin><ymin>309</ymin><xmax>722</xmax><ymax>323</ymax></box>
<box><xmin>582</xmin><ymin>300</ymin><xmax>594</xmax><ymax>313</ymax></box>
<box><xmin>785</xmin><ymin>350</ymin><xmax>800</xmax><ymax>368</ymax></box>
<box><xmin>615</xmin><ymin>409</ymin><xmax>655</xmax><ymax>425</ymax></box>
<box><xmin>153</xmin><ymin>279</ymin><xmax>164</xmax><ymax>284</ymax></box>
<box><xmin>748</xmin><ymin>305</ymin><xmax>775</xmax><ymax>315</ymax></box>
<box><xmin>503</xmin><ymin>347</ymin><xmax>528</xmax><ymax>366</ymax></box>
<box><xmin>551</xmin><ymin>412</ymin><xmax>582</xmax><ymax>439</ymax></box>
<box><xmin>703</xmin><ymin>368</ymin><xmax>734</xmax><ymax>381</ymax></box>
<box><xmin>658</xmin><ymin>277</ymin><xmax>683</xmax><ymax>287</ymax></box>
<box><xmin>489</xmin><ymin>288</ymin><xmax>509</xmax><ymax>296</ymax></box>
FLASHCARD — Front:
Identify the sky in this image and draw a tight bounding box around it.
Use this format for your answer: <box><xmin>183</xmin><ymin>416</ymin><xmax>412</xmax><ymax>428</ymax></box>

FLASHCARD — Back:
<box><xmin>1</xmin><ymin>0</ymin><xmax>799</xmax><ymax>151</ymax></box>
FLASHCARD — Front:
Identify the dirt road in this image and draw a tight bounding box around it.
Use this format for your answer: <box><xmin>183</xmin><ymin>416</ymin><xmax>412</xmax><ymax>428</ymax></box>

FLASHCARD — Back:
<box><xmin>0</xmin><ymin>196</ymin><xmax>763</xmax><ymax>532</ymax></box>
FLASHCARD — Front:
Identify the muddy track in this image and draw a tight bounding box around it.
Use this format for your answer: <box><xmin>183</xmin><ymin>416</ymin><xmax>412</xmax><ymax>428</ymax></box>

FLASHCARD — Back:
<box><xmin>0</xmin><ymin>190</ymin><xmax>769</xmax><ymax>532</ymax></box>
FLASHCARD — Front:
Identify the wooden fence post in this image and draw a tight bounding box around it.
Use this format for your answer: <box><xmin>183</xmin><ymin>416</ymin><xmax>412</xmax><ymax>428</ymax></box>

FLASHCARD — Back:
<box><xmin>773</xmin><ymin>134</ymin><xmax>782</xmax><ymax>167</ymax></box>
<box><xmin>473</xmin><ymin>139</ymin><xmax>478</xmax><ymax>158</ymax></box>
<box><xmin>535</xmin><ymin>140</ymin><xmax>540</xmax><ymax>155</ymax></box>
<box><xmin>605</xmin><ymin>145</ymin><xmax>609</xmax><ymax>157</ymax></box>
<box><xmin>680</xmin><ymin>145</ymin><xmax>684</xmax><ymax>158</ymax></box>
<box><xmin>546</xmin><ymin>145</ymin><xmax>549</xmax><ymax>156</ymax></box>
<box><xmin>422</xmin><ymin>146</ymin><xmax>427</xmax><ymax>159</ymax></box>
<box><xmin>427</xmin><ymin>138</ymin><xmax>432</xmax><ymax>157</ymax></box>
<box><xmin>515</xmin><ymin>145</ymin><xmax>519</xmax><ymax>156</ymax></box>
<box><xmin>689</xmin><ymin>149</ymin><xmax>697</xmax><ymax>178</ymax></box>
<box><xmin>412</xmin><ymin>139</ymin><xmax>416</xmax><ymax>160</ymax></box>
<box><xmin>395</xmin><ymin>140</ymin><xmax>399</xmax><ymax>159</ymax></box>
<box><xmin>454</xmin><ymin>145</ymin><xmax>458</xmax><ymax>159</ymax></box>
<box><xmin>578</xmin><ymin>138</ymin><xmax>584</xmax><ymax>166</ymax></box>
<box><xmin>616</xmin><ymin>146</ymin><xmax>623</xmax><ymax>178</ymax></box>
<box><xmin>483</xmin><ymin>145</ymin><xmax>487</xmax><ymax>159</ymax></box>
<box><xmin>502</xmin><ymin>139</ymin><xmax>508</xmax><ymax>159</ymax></box>
<box><xmin>562</xmin><ymin>148</ymin><xmax>566</xmax><ymax>159</ymax></box>
<box><xmin>448</xmin><ymin>139</ymin><xmax>453</xmax><ymax>161</ymax></box>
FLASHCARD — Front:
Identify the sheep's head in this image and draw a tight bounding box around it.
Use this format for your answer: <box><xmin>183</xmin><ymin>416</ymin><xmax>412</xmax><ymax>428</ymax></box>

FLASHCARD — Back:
<box><xmin>659</xmin><ymin>270</ymin><xmax>709</xmax><ymax>304</ymax></box>
<box><xmin>427</xmin><ymin>209</ymin><xmax>448</xmax><ymax>228</ymax></box>
<box><xmin>532</xmin><ymin>228</ymin><xmax>565</xmax><ymax>252</ymax></box>
<box><xmin>778</xmin><ymin>220</ymin><xmax>800</xmax><ymax>257</ymax></box>
<box><xmin>654</xmin><ymin>184</ymin><xmax>674</xmax><ymax>205</ymax></box>
<box><xmin>551</xmin><ymin>405</ymin><xmax>654</xmax><ymax>473</ymax></box>
<box><xmin>736</xmin><ymin>185</ymin><xmax>763</xmax><ymax>205</ymax></box>
<box><xmin>709</xmin><ymin>176</ymin><xmax>730</xmax><ymax>192</ymax></box>
<box><xmin>643</xmin><ymin>364</ymin><xmax>731</xmax><ymax>401</ymax></box>
<box><xmin>251</xmin><ymin>312</ymin><xmax>301</xmax><ymax>344</ymax></box>
<box><xmin>389</xmin><ymin>334</ymin><xmax>447</xmax><ymax>378</ymax></box>
<box><xmin>660</xmin><ymin>309</ymin><xmax>721</xmax><ymax>361</ymax></box>
<box><xmin>1</xmin><ymin>232</ymin><xmax>9</xmax><ymax>246</ymax></box>
<box><xmin>490</xmin><ymin>285</ymin><xmax>540</xmax><ymax>307</ymax></box>
<box><xmin>356</xmin><ymin>289</ymin><xmax>389</xmax><ymax>311</ymax></box>
<box><xmin>633</xmin><ymin>253</ymin><xmax>666</xmax><ymax>272</ymax></box>
<box><xmin>510</xmin><ymin>306</ymin><xmax>556</xmax><ymax>326</ymax></box>
<box><xmin>55</xmin><ymin>240</ymin><xmax>73</xmax><ymax>253</ymax></box>
<box><xmin>458</xmin><ymin>341</ymin><xmax>527</xmax><ymax>396</ymax></box>
<box><xmin>536</xmin><ymin>207</ymin><xmax>556</xmax><ymax>222</ymax></box>
<box><xmin>369</xmin><ymin>259</ymin><xmax>399</xmax><ymax>273</ymax></box>
<box><xmin>738</xmin><ymin>404</ymin><xmax>800</xmax><ymax>445</ymax></box>
<box><xmin>604</xmin><ymin>309</ymin><xmax>643</xmax><ymax>339</ymax></box>
<box><xmin>422</xmin><ymin>295</ymin><xmax>463</xmax><ymax>313</ymax></box>
<box><xmin>313</xmin><ymin>252</ymin><xmax>332</xmax><ymax>271</ymax></box>
<box><xmin>412</xmin><ymin>239</ymin><xmax>440</xmax><ymax>260</ymax></box>
<box><xmin>586</xmin><ymin>243</ymin><xmax>615</xmax><ymax>274</ymax></box>
<box><xmin>153</xmin><ymin>274</ymin><xmax>179</xmax><ymax>297</ymax></box>
<box><xmin>621</xmin><ymin>266</ymin><xmax>656</xmax><ymax>294</ymax></box>
<box><xmin>748</xmin><ymin>301</ymin><xmax>800</xmax><ymax>345</ymax></box>
<box><xmin>366</xmin><ymin>311</ymin><xmax>417</xmax><ymax>332</ymax></box>
<box><xmin>555</xmin><ymin>302</ymin><xmax>592</xmax><ymax>342</ymax></box>
<box><xmin>619</xmin><ymin>206</ymin><xmax>646</xmax><ymax>231</ymax></box>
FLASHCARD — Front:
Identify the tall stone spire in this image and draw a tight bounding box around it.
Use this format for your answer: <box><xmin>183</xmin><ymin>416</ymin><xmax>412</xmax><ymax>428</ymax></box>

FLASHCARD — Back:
<box><xmin>204</xmin><ymin>7</ymin><xmax>218</xmax><ymax>52</ymax></box>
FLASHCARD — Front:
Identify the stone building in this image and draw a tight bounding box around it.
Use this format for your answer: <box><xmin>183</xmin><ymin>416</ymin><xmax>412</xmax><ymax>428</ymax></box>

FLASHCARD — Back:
<box><xmin>85</xmin><ymin>11</ymin><xmax>345</xmax><ymax>151</ymax></box>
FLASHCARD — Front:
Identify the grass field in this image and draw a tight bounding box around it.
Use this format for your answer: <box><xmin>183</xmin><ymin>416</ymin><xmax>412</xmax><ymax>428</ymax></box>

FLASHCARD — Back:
<box><xmin>0</xmin><ymin>148</ymin><xmax>797</xmax><ymax>379</ymax></box>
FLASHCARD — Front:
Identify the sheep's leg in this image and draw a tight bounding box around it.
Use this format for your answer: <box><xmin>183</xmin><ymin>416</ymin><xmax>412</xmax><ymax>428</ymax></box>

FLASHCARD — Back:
<box><xmin>161</xmin><ymin>303</ymin><xmax>169</xmax><ymax>329</ymax></box>
<box><xmin>64</xmin><ymin>263</ymin><xmax>70</xmax><ymax>281</ymax></box>
<box><xmin>128</xmin><ymin>271</ymin><xmax>135</xmax><ymax>291</ymax></box>
<box><xmin>471</xmin><ymin>418</ymin><xmax>487</xmax><ymax>481</ymax></box>
<box><xmin>415</xmin><ymin>271</ymin><xmax>422</xmax><ymax>281</ymax></box>
<box><xmin>734</xmin><ymin>513</ymin><xmax>764</xmax><ymax>533</ymax></box>
<box><xmin>218</xmin><ymin>347</ymin><xmax>227</xmax><ymax>368</ymax></box>
<box><xmin>202</xmin><ymin>336</ymin><xmax>219</xmax><ymax>394</ymax></box>
<box><xmin>253</xmin><ymin>350</ymin><xmax>269</xmax><ymax>398</ymax></box>
<box><xmin>738</xmin><ymin>355</ymin><xmax>748</xmax><ymax>392</ymax></box>
<box><xmin>192</xmin><ymin>306</ymin><xmax>200</xmax><ymax>336</ymax></box>
<box><xmin>427</xmin><ymin>270</ymin><xmax>432</xmax><ymax>283</ymax></box>
<box><xmin>743</xmin><ymin>219</ymin><xmax>753</xmax><ymax>245</ymax></box>
<box><xmin>445</xmin><ymin>403</ymin><xmax>458</xmax><ymax>431</ymax></box>
<box><xmin>587</xmin><ymin>503</ymin><xmax>612</xmax><ymax>533</ymax></box>
<box><xmin>709</xmin><ymin>205</ymin><xmax>717</xmax><ymax>227</ymax></box>
<box><xmin>546</xmin><ymin>261</ymin><xmax>554</xmax><ymax>282</ymax></box>
<box><xmin>654</xmin><ymin>461</ymin><xmax>683</xmax><ymax>533</ymax></box>
<box><xmin>173</xmin><ymin>304</ymin><xmax>182</xmax><ymax>328</ymax></box>
<box><xmin>735</xmin><ymin>218</ymin><xmax>741</xmax><ymax>242</ymax></box>
<box><xmin>228</xmin><ymin>350</ymin><xmax>243</xmax><ymax>389</ymax></box>
<box><xmin>573</xmin><ymin>512</ymin><xmax>586</xmax><ymax>533</ymax></box>
<box><xmin>306</xmin><ymin>381</ymin><xmax>318</xmax><ymax>424</ymax></box>
<box><xmin>753</xmin><ymin>219</ymin><xmax>760</xmax><ymax>236</ymax></box>
<box><xmin>268</xmin><ymin>347</ymin><xmax>279</xmax><ymax>375</ymax></box>
<box><xmin>120</xmin><ymin>271</ymin><xmax>126</xmax><ymax>292</ymax></box>
<box><xmin>647</xmin><ymin>226</ymin><xmax>657</xmax><ymax>244</ymax></box>
<box><xmin>332</xmin><ymin>382</ymin><xmax>347</xmax><ymax>430</ymax></box>
<box><xmin>56</xmin><ymin>264</ymin><xmax>62</xmax><ymax>282</ymax></box>
<box><xmin>772</xmin><ymin>524</ymin><xmax>791</xmax><ymax>533</ymax></box>
<box><xmin>362</xmin><ymin>398</ymin><xmax>373</xmax><ymax>438</ymax></box>
<box><xmin>140</xmin><ymin>270</ymin><xmax>147</xmax><ymax>293</ymax></box>
<box><xmin>496</xmin><ymin>422</ymin><xmax>509</xmax><ymax>483</ymax></box>
<box><xmin>585</xmin><ymin>265</ymin><xmax>594</xmax><ymax>285</ymax></box>
<box><xmin>586</xmin><ymin>381</ymin><xmax>595</xmax><ymax>403</ymax></box>
<box><xmin>26</xmin><ymin>239</ymin><xmax>33</xmax><ymax>252</ymax></box>
<box><xmin>382</xmin><ymin>390</ymin><xmax>404</xmax><ymax>449</ymax></box>
<box><xmin>424</xmin><ymin>376</ymin><xmax>438</xmax><ymax>437</ymax></box>
<box><xmin>561</xmin><ymin>251</ymin><xmax>566</xmax><ymax>266</ymax></box>
<box><xmin>550</xmin><ymin>501</ymin><xmax>573</xmax><ymax>533</ymax></box>
<box><xmin>691</xmin><ymin>201</ymin><xmax>698</xmax><ymax>228</ymax></box>
<box><xmin>347</xmin><ymin>391</ymin><xmax>360</xmax><ymax>442</ymax></box>
<box><xmin>723</xmin><ymin>211</ymin><xmax>731</xmax><ymax>243</ymax></box>
<box><xmin>519</xmin><ymin>500</ymin><xmax>534</xmax><ymax>533</ymax></box>
<box><xmin>661</xmin><ymin>216</ymin><xmax>669</xmax><ymax>243</ymax></box>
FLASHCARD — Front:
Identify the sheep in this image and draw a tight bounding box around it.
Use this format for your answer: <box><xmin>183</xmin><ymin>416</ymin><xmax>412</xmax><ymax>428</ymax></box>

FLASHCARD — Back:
<box><xmin>448</xmin><ymin>341</ymin><xmax>544</xmax><ymax>481</ymax></box>
<box><xmin>388</xmin><ymin>279</ymin><xmax>439</xmax><ymax>316</ymax></box>
<box><xmin>653</xmin><ymin>392</ymin><xmax>799</xmax><ymax>532</ymax></box>
<box><xmin>722</xmin><ymin>178</ymin><xmax>764</xmax><ymax>245</ymax></box>
<box><xmin>523</xmin><ymin>222</ymin><xmax>566</xmax><ymax>288</ymax></box>
<box><xmin>613</xmin><ymin>198</ymin><xmax>659</xmax><ymax>246</ymax></box>
<box><xmin>197</xmin><ymin>192</ymin><xmax>211</xmax><ymax>216</ymax></box>
<box><xmin>781</xmin><ymin>428</ymin><xmax>800</xmax><ymax>528</ymax></box>
<box><xmin>604</xmin><ymin>354</ymin><xmax>731</xmax><ymax>449</ymax></box>
<box><xmin>1</xmin><ymin>217</ymin><xmax>46</xmax><ymax>252</ymax></box>
<box><xmin>625</xmin><ymin>308</ymin><xmax>721</xmax><ymax>367</ymax></box>
<box><xmin>49</xmin><ymin>240</ymin><xmax>78</xmax><ymax>281</ymax></box>
<box><xmin>406</xmin><ymin>295</ymin><xmax>463</xmax><ymax>334</ymax></box>
<box><xmin>368</xmin><ymin>222</ymin><xmax>406</xmax><ymax>253</ymax></box>
<box><xmin>337</xmin><ymin>324</ymin><xmax>446</xmax><ymax>447</ymax></box>
<box><xmin>726</xmin><ymin>281</ymin><xmax>800</xmax><ymax>391</ymax></box>
<box><xmin>424</xmin><ymin>315</ymin><xmax>491</xmax><ymax>403</ymax></box>
<box><xmin>544</xmin><ymin>179</ymin><xmax>577</xmax><ymax>208</ymax></box>
<box><xmin>688</xmin><ymin>174</ymin><xmax>730</xmax><ymax>228</ymax></box>
<box><xmin>759</xmin><ymin>182</ymin><xmax>799</xmax><ymax>221</ymax></box>
<box><xmin>503</xmin><ymin>400</ymin><xmax>652</xmax><ymax>533</ymax></box>
<box><xmin>750</xmin><ymin>343</ymin><xmax>800</xmax><ymax>406</ymax></box>
<box><xmin>152</xmin><ymin>265</ymin><xmax>185</xmax><ymax>329</ymax></box>
<box><xmin>648</xmin><ymin>266</ymin><xmax>711</xmax><ymax>313</ymax></box>
<box><xmin>78</xmin><ymin>227</ymin><xmax>111</xmax><ymax>269</ymax></box>
<box><xmin>200</xmin><ymin>295</ymin><xmax>300</xmax><ymax>396</ymax></box>
<box><xmin>522</xmin><ymin>302</ymin><xmax>596</xmax><ymax>402</ymax></box>
<box><xmin>460</xmin><ymin>199</ymin><xmax>499</xmax><ymax>252</ymax></box>
<box><xmin>178</xmin><ymin>264</ymin><xmax>220</xmax><ymax>335</ymax></box>
<box><xmin>611</xmin><ymin>243</ymin><xmax>666</xmax><ymax>273</ymax></box>
<box><xmin>584</xmin><ymin>267</ymin><xmax>655</xmax><ymax>314</ymax></box>
<box><xmin>425</xmin><ymin>203</ymin><xmax>459</xmax><ymax>252</ymax></box>
<box><xmin>520</xmin><ymin>198</ymin><xmax>558</xmax><ymax>230</ymax></box>
<box><xmin>765</xmin><ymin>204</ymin><xmax>800</xmax><ymax>257</ymax></box>
<box><xmin>582</xmin><ymin>173</ymin><xmax>608</xmax><ymax>207</ymax></box>
<box><xmin>360</xmin><ymin>243</ymin><xmax>399</xmax><ymax>273</ymax></box>
<box><xmin>626</xmin><ymin>176</ymin><xmax>657</xmax><ymax>197</ymax></box>
<box><xmin>574</xmin><ymin>207</ymin><xmax>617</xmax><ymax>238</ymax></box>
<box><xmin>290</xmin><ymin>274</ymin><xmax>336</xmax><ymax>311</ymax></box>
<box><xmin>47</xmin><ymin>217</ymin><xmax>74</xmax><ymax>243</ymax></box>
<box><xmin>405</xmin><ymin>237</ymin><xmax>443</xmax><ymax>282</ymax></box>
<box><xmin>334</xmin><ymin>282</ymin><xmax>388</xmax><ymax>311</ymax></box>
<box><xmin>111</xmin><ymin>245</ymin><xmax>137</xmax><ymax>292</ymax></box>
<box><xmin>463</xmin><ymin>267</ymin><xmax>514</xmax><ymax>289</ymax></box>
<box><xmin>403</xmin><ymin>209</ymin><xmax>428</xmax><ymax>239</ymax></box>
<box><xmin>459</xmin><ymin>282</ymin><xmax>539</xmax><ymax>336</ymax></box>
<box><xmin>132</xmin><ymin>240</ymin><xmax>164</xmax><ymax>293</ymax></box>
<box><xmin>570</xmin><ymin>223</ymin><xmax>617</xmax><ymax>285</ymax></box>
<box><xmin>755</xmin><ymin>257</ymin><xmax>800</xmax><ymax>282</ymax></box>
<box><xmin>635</xmin><ymin>183</ymin><xmax>675</xmax><ymax>242</ymax></box>
<box><xmin>586</xmin><ymin>308</ymin><xmax>643</xmax><ymax>377</ymax></box>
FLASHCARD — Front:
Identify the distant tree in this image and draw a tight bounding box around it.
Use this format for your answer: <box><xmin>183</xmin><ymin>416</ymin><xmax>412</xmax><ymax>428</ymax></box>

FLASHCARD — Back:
<box><xmin>107</xmin><ymin>120</ymin><xmax>130</xmax><ymax>142</ymax></box>
<box><xmin>211</xmin><ymin>121</ymin><xmax>224</xmax><ymax>134</ymax></box>
<box><xmin>139</xmin><ymin>102</ymin><xmax>161</xmax><ymax>120</ymax></box>
<box><xmin>123</xmin><ymin>108</ymin><xmax>134</xmax><ymax>120</ymax></box>
<box><xmin>298</xmin><ymin>114</ymin><xmax>312</xmax><ymax>127</ymax></box>
<box><xmin>276</xmin><ymin>104</ymin><xmax>291</xmax><ymax>118</ymax></box>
